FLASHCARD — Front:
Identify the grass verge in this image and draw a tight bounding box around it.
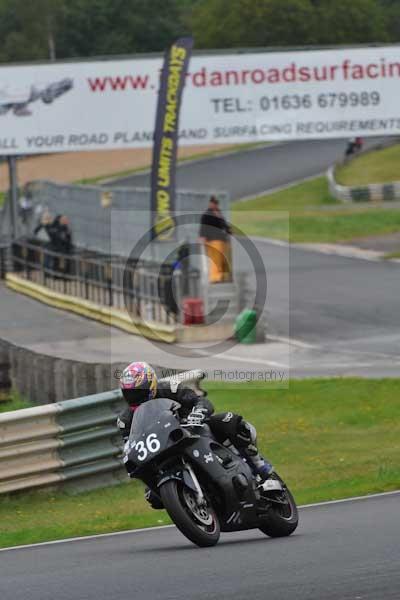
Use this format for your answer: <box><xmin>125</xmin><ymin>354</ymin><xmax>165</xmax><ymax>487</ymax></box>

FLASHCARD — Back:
<box><xmin>1</xmin><ymin>377</ymin><xmax>399</xmax><ymax>549</ymax></box>
<box><xmin>232</xmin><ymin>176</ymin><xmax>400</xmax><ymax>243</ymax></box>
<box><xmin>384</xmin><ymin>251</ymin><xmax>400</xmax><ymax>260</ymax></box>
<box><xmin>336</xmin><ymin>144</ymin><xmax>400</xmax><ymax>185</ymax></box>
<box><xmin>234</xmin><ymin>176</ymin><xmax>337</xmax><ymax>212</ymax></box>
<box><xmin>233</xmin><ymin>206</ymin><xmax>400</xmax><ymax>243</ymax></box>
<box><xmin>0</xmin><ymin>390</ymin><xmax>32</xmax><ymax>413</ymax></box>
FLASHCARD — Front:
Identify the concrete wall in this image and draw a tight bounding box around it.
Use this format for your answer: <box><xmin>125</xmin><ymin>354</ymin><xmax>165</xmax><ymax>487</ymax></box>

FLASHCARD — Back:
<box><xmin>0</xmin><ymin>338</ymin><xmax>11</xmax><ymax>392</ymax></box>
<box><xmin>0</xmin><ymin>336</ymin><xmax>168</xmax><ymax>405</ymax></box>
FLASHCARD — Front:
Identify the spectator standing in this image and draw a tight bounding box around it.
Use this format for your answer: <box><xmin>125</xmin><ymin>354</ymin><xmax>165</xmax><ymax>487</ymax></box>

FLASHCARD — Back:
<box><xmin>18</xmin><ymin>185</ymin><xmax>33</xmax><ymax>228</ymax></box>
<box><xmin>34</xmin><ymin>214</ymin><xmax>73</xmax><ymax>276</ymax></box>
<box><xmin>199</xmin><ymin>196</ymin><xmax>232</xmax><ymax>283</ymax></box>
<box><xmin>55</xmin><ymin>215</ymin><xmax>72</xmax><ymax>254</ymax></box>
<box><xmin>175</xmin><ymin>241</ymin><xmax>190</xmax><ymax>295</ymax></box>
<box><xmin>53</xmin><ymin>215</ymin><xmax>73</xmax><ymax>275</ymax></box>
<box><xmin>33</xmin><ymin>212</ymin><xmax>58</xmax><ymax>274</ymax></box>
<box><xmin>33</xmin><ymin>211</ymin><xmax>55</xmax><ymax>242</ymax></box>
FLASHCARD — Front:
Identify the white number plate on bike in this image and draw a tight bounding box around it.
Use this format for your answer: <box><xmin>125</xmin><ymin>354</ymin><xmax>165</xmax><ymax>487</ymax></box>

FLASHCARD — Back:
<box><xmin>260</xmin><ymin>479</ymin><xmax>283</xmax><ymax>492</ymax></box>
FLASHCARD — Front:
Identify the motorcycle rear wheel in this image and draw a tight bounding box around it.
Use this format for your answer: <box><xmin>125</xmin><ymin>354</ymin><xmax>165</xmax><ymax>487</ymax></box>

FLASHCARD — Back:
<box><xmin>160</xmin><ymin>480</ymin><xmax>220</xmax><ymax>547</ymax></box>
<box><xmin>258</xmin><ymin>473</ymin><xmax>299</xmax><ymax>538</ymax></box>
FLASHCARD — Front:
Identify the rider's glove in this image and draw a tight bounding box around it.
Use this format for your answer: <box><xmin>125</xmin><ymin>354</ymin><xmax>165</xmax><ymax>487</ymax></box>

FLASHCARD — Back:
<box><xmin>185</xmin><ymin>407</ymin><xmax>208</xmax><ymax>427</ymax></box>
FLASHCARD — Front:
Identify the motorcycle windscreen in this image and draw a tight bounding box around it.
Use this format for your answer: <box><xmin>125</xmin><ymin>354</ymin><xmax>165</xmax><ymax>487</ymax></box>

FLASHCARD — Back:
<box><xmin>127</xmin><ymin>398</ymin><xmax>181</xmax><ymax>467</ymax></box>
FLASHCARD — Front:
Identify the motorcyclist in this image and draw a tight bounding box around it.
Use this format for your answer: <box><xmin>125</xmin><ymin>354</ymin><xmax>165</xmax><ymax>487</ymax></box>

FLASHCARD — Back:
<box><xmin>117</xmin><ymin>361</ymin><xmax>273</xmax><ymax>509</ymax></box>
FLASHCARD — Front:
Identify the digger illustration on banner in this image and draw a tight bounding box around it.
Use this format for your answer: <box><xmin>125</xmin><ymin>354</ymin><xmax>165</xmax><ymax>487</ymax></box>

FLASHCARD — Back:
<box><xmin>150</xmin><ymin>37</ymin><xmax>193</xmax><ymax>241</ymax></box>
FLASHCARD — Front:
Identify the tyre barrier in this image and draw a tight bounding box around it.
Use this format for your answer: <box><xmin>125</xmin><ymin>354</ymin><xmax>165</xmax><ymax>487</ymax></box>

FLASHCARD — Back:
<box><xmin>0</xmin><ymin>369</ymin><xmax>205</xmax><ymax>495</ymax></box>
<box><xmin>327</xmin><ymin>166</ymin><xmax>400</xmax><ymax>203</ymax></box>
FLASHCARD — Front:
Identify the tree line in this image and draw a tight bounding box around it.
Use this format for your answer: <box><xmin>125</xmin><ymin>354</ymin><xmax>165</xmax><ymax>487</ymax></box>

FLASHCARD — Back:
<box><xmin>0</xmin><ymin>0</ymin><xmax>399</xmax><ymax>64</ymax></box>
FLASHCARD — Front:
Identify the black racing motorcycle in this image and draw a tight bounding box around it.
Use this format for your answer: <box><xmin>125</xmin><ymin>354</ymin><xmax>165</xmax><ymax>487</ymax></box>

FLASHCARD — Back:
<box><xmin>123</xmin><ymin>398</ymin><xmax>298</xmax><ymax>547</ymax></box>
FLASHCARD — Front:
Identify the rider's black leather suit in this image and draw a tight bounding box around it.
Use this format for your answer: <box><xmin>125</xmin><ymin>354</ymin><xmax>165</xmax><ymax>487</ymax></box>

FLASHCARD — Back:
<box><xmin>117</xmin><ymin>382</ymin><xmax>271</xmax><ymax>508</ymax></box>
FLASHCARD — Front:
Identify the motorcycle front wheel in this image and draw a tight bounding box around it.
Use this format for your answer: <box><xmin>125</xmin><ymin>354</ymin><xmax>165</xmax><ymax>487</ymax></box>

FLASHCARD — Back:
<box><xmin>258</xmin><ymin>472</ymin><xmax>299</xmax><ymax>538</ymax></box>
<box><xmin>160</xmin><ymin>479</ymin><xmax>220</xmax><ymax>547</ymax></box>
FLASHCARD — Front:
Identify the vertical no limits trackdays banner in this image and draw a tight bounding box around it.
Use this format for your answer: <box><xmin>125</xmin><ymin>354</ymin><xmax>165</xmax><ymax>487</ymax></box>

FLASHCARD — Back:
<box><xmin>150</xmin><ymin>37</ymin><xmax>193</xmax><ymax>241</ymax></box>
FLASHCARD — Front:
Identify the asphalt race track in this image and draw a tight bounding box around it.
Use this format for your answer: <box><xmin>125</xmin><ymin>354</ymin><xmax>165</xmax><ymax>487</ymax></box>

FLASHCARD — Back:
<box><xmin>1</xmin><ymin>492</ymin><xmax>399</xmax><ymax>600</ymax></box>
<box><xmin>2</xmin><ymin>238</ymin><xmax>400</xmax><ymax>377</ymax></box>
<box><xmin>1</xmin><ymin>136</ymin><xmax>399</xmax><ymax>376</ymax></box>
<box><xmin>109</xmin><ymin>137</ymin><xmax>382</xmax><ymax>200</ymax></box>
<box><xmin>245</xmin><ymin>238</ymin><xmax>400</xmax><ymax>346</ymax></box>
<box><xmin>1</xmin><ymin>212</ymin><xmax>400</xmax><ymax>377</ymax></box>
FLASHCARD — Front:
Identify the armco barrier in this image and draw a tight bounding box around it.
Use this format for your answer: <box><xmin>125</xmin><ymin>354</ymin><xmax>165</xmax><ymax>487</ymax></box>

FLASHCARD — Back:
<box><xmin>0</xmin><ymin>369</ymin><xmax>205</xmax><ymax>494</ymax></box>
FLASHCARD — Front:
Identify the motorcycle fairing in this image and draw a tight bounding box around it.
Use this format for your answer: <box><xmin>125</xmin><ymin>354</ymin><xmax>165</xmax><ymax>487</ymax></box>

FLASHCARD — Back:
<box><xmin>180</xmin><ymin>436</ymin><xmax>261</xmax><ymax>531</ymax></box>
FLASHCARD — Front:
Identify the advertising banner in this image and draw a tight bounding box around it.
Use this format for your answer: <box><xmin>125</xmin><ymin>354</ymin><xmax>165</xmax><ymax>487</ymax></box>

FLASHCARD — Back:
<box><xmin>150</xmin><ymin>37</ymin><xmax>193</xmax><ymax>240</ymax></box>
<box><xmin>0</xmin><ymin>45</ymin><xmax>399</xmax><ymax>154</ymax></box>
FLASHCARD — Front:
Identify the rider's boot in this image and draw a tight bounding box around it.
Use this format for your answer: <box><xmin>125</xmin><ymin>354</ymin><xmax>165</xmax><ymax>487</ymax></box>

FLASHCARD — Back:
<box><xmin>236</xmin><ymin>421</ymin><xmax>274</xmax><ymax>481</ymax></box>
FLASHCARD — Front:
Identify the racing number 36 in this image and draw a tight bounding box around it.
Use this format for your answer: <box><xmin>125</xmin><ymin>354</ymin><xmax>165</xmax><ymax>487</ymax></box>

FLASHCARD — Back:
<box><xmin>135</xmin><ymin>433</ymin><xmax>161</xmax><ymax>461</ymax></box>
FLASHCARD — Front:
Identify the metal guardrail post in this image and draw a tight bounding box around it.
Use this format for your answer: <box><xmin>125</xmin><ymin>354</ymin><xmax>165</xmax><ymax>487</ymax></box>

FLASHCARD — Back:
<box><xmin>7</xmin><ymin>157</ymin><xmax>19</xmax><ymax>241</ymax></box>
<box><xmin>0</xmin><ymin>245</ymin><xmax>7</xmax><ymax>279</ymax></box>
<box><xmin>106</xmin><ymin>263</ymin><xmax>113</xmax><ymax>307</ymax></box>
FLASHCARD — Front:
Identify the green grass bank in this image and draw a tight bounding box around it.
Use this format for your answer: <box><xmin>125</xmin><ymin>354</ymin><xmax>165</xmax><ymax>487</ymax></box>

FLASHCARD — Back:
<box><xmin>1</xmin><ymin>377</ymin><xmax>399</xmax><ymax>549</ymax></box>
<box><xmin>0</xmin><ymin>391</ymin><xmax>32</xmax><ymax>413</ymax></box>
<box><xmin>336</xmin><ymin>144</ymin><xmax>400</xmax><ymax>185</ymax></box>
<box><xmin>232</xmin><ymin>175</ymin><xmax>400</xmax><ymax>243</ymax></box>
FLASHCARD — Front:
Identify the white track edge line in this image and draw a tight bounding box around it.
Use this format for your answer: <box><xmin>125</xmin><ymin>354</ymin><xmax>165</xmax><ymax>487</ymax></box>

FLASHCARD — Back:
<box><xmin>0</xmin><ymin>524</ymin><xmax>175</xmax><ymax>553</ymax></box>
<box><xmin>0</xmin><ymin>490</ymin><xmax>398</xmax><ymax>553</ymax></box>
<box><xmin>195</xmin><ymin>348</ymin><xmax>288</xmax><ymax>368</ymax></box>
<box><xmin>300</xmin><ymin>489</ymin><xmax>400</xmax><ymax>508</ymax></box>
<box><xmin>249</xmin><ymin>236</ymin><xmax>394</xmax><ymax>263</ymax></box>
<box><xmin>266</xmin><ymin>335</ymin><xmax>317</xmax><ymax>349</ymax></box>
